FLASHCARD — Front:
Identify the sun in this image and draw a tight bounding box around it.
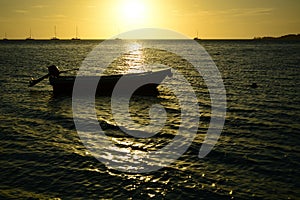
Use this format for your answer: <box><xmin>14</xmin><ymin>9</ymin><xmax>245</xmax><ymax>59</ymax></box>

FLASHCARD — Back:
<box><xmin>119</xmin><ymin>0</ymin><xmax>147</xmax><ymax>23</ymax></box>
<box><xmin>122</xmin><ymin>0</ymin><xmax>146</xmax><ymax>20</ymax></box>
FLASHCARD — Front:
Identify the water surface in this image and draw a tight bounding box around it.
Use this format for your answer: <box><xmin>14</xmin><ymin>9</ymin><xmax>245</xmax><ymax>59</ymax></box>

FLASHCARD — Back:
<box><xmin>0</xmin><ymin>40</ymin><xmax>299</xmax><ymax>199</ymax></box>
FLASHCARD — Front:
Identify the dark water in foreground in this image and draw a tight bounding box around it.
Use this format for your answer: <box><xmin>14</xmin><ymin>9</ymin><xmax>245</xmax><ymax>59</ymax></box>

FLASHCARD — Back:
<box><xmin>0</xmin><ymin>40</ymin><xmax>299</xmax><ymax>199</ymax></box>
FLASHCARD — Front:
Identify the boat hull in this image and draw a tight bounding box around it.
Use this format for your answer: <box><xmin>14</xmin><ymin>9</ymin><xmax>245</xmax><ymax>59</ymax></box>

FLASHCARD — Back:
<box><xmin>49</xmin><ymin>68</ymin><xmax>172</xmax><ymax>96</ymax></box>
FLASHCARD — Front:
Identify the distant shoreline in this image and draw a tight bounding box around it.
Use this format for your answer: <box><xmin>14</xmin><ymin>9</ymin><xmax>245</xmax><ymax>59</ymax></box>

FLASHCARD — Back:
<box><xmin>1</xmin><ymin>34</ymin><xmax>300</xmax><ymax>41</ymax></box>
<box><xmin>253</xmin><ymin>34</ymin><xmax>300</xmax><ymax>41</ymax></box>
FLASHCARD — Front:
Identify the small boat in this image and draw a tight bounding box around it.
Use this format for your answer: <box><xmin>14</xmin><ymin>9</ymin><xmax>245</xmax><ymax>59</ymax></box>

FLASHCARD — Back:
<box><xmin>29</xmin><ymin>65</ymin><xmax>172</xmax><ymax>96</ymax></box>
<box><xmin>50</xmin><ymin>26</ymin><xmax>60</xmax><ymax>40</ymax></box>
<box><xmin>25</xmin><ymin>28</ymin><xmax>34</xmax><ymax>41</ymax></box>
<box><xmin>71</xmin><ymin>26</ymin><xmax>80</xmax><ymax>40</ymax></box>
<box><xmin>25</xmin><ymin>37</ymin><xmax>35</xmax><ymax>41</ymax></box>
<box><xmin>193</xmin><ymin>31</ymin><xmax>201</xmax><ymax>41</ymax></box>
<box><xmin>51</xmin><ymin>37</ymin><xmax>59</xmax><ymax>41</ymax></box>
<box><xmin>3</xmin><ymin>32</ymin><xmax>8</xmax><ymax>41</ymax></box>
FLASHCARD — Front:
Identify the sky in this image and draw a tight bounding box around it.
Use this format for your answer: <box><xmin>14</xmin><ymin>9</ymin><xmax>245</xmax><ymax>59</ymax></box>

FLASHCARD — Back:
<box><xmin>0</xmin><ymin>0</ymin><xmax>299</xmax><ymax>39</ymax></box>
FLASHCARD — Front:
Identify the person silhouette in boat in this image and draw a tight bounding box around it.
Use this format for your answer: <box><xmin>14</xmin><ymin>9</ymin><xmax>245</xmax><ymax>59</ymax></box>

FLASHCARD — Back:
<box><xmin>48</xmin><ymin>65</ymin><xmax>60</xmax><ymax>77</ymax></box>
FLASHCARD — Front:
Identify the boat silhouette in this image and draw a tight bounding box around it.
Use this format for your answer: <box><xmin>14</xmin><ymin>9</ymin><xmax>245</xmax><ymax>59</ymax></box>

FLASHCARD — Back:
<box><xmin>71</xmin><ymin>26</ymin><xmax>80</xmax><ymax>40</ymax></box>
<box><xmin>193</xmin><ymin>31</ymin><xmax>201</xmax><ymax>41</ymax></box>
<box><xmin>50</xmin><ymin>26</ymin><xmax>60</xmax><ymax>40</ymax></box>
<box><xmin>3</xmin><ymin>32</ymin><xmax>8</xmax><ymax>41</ymax></box>
<box><xmin>29</xmin><ymin>65</ymin><xmax>172</xmax><ymax>96</ymax></box>
<box><xmin>25</xmin><ymin>28</ymin><xmax>34</xmax><ymax>41</ymax></box>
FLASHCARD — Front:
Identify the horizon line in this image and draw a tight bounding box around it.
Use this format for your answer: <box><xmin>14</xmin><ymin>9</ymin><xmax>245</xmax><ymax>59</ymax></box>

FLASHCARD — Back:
<box><xmin>0</xmin><ymin>38</ymin><xmax>264</xmax><ymax>41</ymax></box>
<box><xmin>2</xmin><ymin>33</ymin><xmax>299</xmax><ymax>41</ymax></box>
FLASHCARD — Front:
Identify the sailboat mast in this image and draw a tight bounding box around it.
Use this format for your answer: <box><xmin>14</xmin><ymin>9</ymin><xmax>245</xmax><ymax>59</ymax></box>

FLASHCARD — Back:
<box><xmin>76</xmin><ymin>26</ymin><xmax>78</xmax><ymax>38</ymax></box>
<box><xmin>50</xmin><ymin>25</ymin><xmax>59</xmax><ymax>40</ymax></box>
<box><xmin>3</xmin><ymin>32</ymin><xmax>8</xmax><ymax>40</ymax></box>
<box><xmin>71</xmin><ymin>26</ymin><xmax>80</xmax><ymax>40</ymax></box>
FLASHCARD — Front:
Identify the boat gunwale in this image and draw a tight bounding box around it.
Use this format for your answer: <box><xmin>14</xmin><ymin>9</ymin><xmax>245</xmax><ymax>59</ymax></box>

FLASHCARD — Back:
<box><xmin>51</xmin><ymin>67</ymin><xmax>172</xmax><ymax>79</ymax></box>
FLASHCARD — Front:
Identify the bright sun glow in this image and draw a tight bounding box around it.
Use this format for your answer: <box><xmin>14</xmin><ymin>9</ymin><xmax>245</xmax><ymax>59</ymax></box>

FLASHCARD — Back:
<box><xmin>122</xmin><ymin>0</ymin><xmax>145</xmax><ymax>20</ymax></box>
<box><xmin>119</xmin><ymin>0</ymin><xmax>147</xmax><ymax>24</ymax></box>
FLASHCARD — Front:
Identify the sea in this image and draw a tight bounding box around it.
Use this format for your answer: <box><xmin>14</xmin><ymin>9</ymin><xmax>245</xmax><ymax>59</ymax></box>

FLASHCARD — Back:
<box><xmin>0</xmin><ymin>39</ymin><xmax>299</xmax><ymax>199</ymax></box>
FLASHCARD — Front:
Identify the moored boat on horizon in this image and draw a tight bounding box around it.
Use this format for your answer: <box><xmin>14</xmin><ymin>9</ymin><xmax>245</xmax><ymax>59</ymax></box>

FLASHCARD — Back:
<box><xmin>50</xmin><ymin>26</ymin><xmax>60</xmax><ymax>40</ymax></box>
<box><xmin>71</xmin><ymin>26</ymin><xmax>80</xmax><ymax>40</ymax></box>
<box><xmin>3</xmin><ymin>32</ymin><xmax>8</xmax><ymax>41</ymax></box>
<box><xmin>25</xmin><ymin>28</ymin><xmax>35</xmax><ymax>41</ymax></box>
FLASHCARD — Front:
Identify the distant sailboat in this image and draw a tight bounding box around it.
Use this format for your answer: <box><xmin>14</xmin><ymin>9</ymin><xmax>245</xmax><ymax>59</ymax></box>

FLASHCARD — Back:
<box><xmin>3</xmin><ymin>32</ymin><xmax>8</xmax><ymax>41</ymax></box>
<box><xmin>71</xmin><ymin>26</ymin><xmax>80</xmax><ymax>40</ymax></box>
<box><xmin>51</xmin><ymin>26</ymin><xmax>60</xmax><ymax>40</ymax></box>
<box><xmin>193</xmin><ymin>31</ymin><xmax>201</xmax><ymax>41</ymax></box>
<box><xmin>25</xmin><ymin>28</ymin><xmax>34</xmax><ymax>40</ymax></box>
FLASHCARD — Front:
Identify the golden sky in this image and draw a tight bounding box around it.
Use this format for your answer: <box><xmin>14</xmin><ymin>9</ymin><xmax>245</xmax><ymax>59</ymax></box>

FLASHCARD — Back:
<box><xmin>0</xmin><ymin>0</ymin><xmax>299</xmax><ymax>39</ymax></box>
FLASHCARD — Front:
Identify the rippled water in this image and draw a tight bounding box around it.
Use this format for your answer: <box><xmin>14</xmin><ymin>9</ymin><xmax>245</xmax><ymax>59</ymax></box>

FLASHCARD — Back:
<box><xmin>0</xmin><ymin>40</ymin><xmax>299</xmax><ymax>199</ymax></box>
